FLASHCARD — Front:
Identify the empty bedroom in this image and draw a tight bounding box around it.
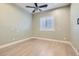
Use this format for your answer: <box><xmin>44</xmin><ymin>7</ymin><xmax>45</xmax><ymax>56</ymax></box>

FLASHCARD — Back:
<box><xmin>0</xmin><ymin>3</ymin><xmax>79</xmax><ymax>56</ymax></box>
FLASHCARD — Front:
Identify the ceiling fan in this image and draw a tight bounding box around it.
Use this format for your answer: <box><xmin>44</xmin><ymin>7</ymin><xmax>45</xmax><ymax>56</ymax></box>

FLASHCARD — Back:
<box><xmin>26</xmin><ymin>3</ymin><xmax>48</xmax><ymax>13</ymax></box>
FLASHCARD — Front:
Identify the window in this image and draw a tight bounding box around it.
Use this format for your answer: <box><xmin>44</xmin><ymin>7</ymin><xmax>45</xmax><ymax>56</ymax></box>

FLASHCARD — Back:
<box><xmin>40</xmin><ymin>16</ymin><xmax>55</xmax><ymax>31</ymax></box>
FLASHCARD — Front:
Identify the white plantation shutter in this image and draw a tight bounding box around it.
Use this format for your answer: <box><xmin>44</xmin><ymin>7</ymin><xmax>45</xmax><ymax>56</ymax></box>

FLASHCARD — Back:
<box><xmin>40</xmin><ymin>16</ymin><xmax>55</xmax><ymax>31</ymax></box>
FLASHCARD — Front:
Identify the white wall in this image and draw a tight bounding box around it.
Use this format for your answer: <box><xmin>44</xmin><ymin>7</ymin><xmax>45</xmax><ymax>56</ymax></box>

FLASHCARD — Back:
<box><xmin>71</xmin><ymin>3</ymin><xmax>79</xmax><ymax>50</ymax></box>
<box><xmin>32</xmin><ymin>6</ymin><xmax>70</xmax><ymax>41</ymax></box>
<box><xmin>0</xmin><ymin>3</ymin><xmax>71</xmax><ymax>46</ymax></box>
<box><xmin>0</xmin><ymin>3</ymin><xmax>32</xmax><ymax>45</ymax></box>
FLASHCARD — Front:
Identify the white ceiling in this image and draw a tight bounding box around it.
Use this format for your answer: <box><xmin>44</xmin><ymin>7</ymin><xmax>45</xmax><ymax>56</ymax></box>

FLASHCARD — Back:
<box><xmin>15</xmin><ymin>3</ymin><xmax>70</xmax><ymax>14</ymax></box>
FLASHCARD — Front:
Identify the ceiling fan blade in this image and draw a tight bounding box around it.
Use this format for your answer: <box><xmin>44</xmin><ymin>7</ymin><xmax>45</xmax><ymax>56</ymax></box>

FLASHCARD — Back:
<box><xmin>39</xmin><ymin>4</ymin><xmax>48</xmax><ymax>8</ymax></box>
<box><xmin>32</xmin><ymin>9</ymin><xmax>35</xmax><ymax>13</ymax></box>
<box><xmin>26</xmin><ymin>6</ymin><xmax>35</xmax><ymax>8</ymax></box>
<box><xmin>34</xmin><ymin>3</ymin><xmax>38</xmax><ymax>7</ymax></box>
<box><xmin>39</xmin><ymin>9</ymin><xmax>42</xmax><ymax>11</ymax></box>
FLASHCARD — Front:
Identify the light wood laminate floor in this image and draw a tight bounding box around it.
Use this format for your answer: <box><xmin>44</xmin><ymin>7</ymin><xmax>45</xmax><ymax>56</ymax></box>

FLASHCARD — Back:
<box><xmin>0</xmin><ymin>39</ymin><xmax>76</xmax><ymax>56</ymax></box>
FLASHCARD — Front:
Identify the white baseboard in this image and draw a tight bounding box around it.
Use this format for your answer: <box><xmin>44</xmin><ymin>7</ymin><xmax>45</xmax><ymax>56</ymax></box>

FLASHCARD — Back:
<box><xmin>31</xmin><ymin>37</ymin><xmax>79</xmax><ymax>56</ymax></box>
<box><xmin>67</xmin><ymin>42</ymin><xmax>79</xmax><ymax>56</ymax></box>
<box><xmin>31</xmin><ymin>37</ymin><xmax>70</xmax><ymax>44</ymax></box>
<box><xmin>0</xmin><ymin>36</ymin><xmax>78</xmax><ymax>56</ymax></box>
<box><xmin>0</xmin><ymin>37</ymin><xmax>33</xmax><ymax>49</ymax></box>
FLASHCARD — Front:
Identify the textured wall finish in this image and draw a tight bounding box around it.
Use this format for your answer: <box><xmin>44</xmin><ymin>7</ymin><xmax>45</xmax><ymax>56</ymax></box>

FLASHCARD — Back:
<box><xmin>0</xmin><ymin>4</ymin><xmax>32</xmax><ymax>45</ymax></box>
<box><xmin>71</xmin><ymin>3</ymin><xmax>79</xmax><ymax>50</ymax></box>
<box><xmin>32</xmin><ymin>6</ymin><xmax>70</xmax><ymax>41</ymax></box>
